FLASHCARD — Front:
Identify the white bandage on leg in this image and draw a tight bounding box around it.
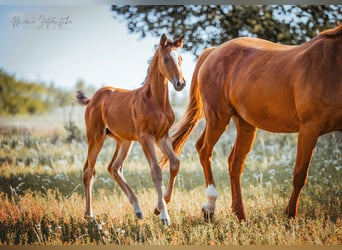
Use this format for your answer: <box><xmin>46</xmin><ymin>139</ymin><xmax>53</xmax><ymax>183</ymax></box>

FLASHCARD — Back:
<box><xmin>203</xmin><ymin>184</ymin><xmax>218</xmax><ymax>213</ymax></box>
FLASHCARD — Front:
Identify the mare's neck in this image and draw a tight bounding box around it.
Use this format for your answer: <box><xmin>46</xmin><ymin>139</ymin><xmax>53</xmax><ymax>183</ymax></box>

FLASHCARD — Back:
<box><xmin>144</xmin><ymin>51</ymin><xmax>170</xmax><ymax>108</ymax></box>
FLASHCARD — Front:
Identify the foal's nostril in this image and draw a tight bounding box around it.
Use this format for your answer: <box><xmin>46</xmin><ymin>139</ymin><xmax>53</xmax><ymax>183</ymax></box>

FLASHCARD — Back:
<box><xmin>177</xmin><ymin>79</ymin><xmax>186</xmax><ymax>86</ymax></box>
<box><xmin>174</xmin><ymin>80</ymin><xmax>186</xmax><ymax>91</ymax></box>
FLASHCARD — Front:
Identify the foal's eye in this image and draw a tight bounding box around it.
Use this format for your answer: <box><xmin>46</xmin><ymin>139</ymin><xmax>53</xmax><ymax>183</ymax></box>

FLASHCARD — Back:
<box><xmin>163</xmin><ymin>56</ymin><xmax>169</xmax><ymax>63</ymax></box>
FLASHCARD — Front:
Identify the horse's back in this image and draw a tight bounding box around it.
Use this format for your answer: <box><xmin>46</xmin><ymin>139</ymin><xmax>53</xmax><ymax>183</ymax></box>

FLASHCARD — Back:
<box><xmin>199</xmin><ymin>29</ymin><xmax>342</xmax><ymax>133</ymax></box>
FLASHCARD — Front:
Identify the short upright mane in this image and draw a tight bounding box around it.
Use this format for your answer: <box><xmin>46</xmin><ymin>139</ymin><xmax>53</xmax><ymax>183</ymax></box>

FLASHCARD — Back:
<box><xmin>141</xmin><ymin>46</ymin><xmax>158</xmax><ymax>85</ymax></box>
<box><xmin>141</xmin><ymin>57</ymin><xmax>153</xmax><ymax>85</ymax></box>
<box><xmin>319</xmin><ymin>24</ymin><xmax>342</xmax><ymax>37</ymax></box>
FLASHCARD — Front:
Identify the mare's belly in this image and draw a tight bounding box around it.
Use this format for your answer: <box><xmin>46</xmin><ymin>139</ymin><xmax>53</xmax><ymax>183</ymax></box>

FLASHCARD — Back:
<box><xmin>233</xmin><ymin>97</ymin><xmax>300</xmax><ymax>133</ymax></box>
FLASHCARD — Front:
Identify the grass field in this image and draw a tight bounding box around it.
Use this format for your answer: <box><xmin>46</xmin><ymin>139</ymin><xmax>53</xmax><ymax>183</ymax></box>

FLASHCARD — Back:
<box><xmin>0</xmin><ymin>110</ymin><xmax>341</xmax><ymax>245</ymax></box>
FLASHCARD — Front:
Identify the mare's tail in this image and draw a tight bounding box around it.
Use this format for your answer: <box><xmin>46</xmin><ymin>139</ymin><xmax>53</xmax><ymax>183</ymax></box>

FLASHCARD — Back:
<box><xmin>160</xmin><ymin>47</ymin><xmax>215</xmax><ymax>166</ymax></box>
<box><xmin>75</xmin><ymin>90</ymin><xmax>90</xmax><ymax>105</ymax></box>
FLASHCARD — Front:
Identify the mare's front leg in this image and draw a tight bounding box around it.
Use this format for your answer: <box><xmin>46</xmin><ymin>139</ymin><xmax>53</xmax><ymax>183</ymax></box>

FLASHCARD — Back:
<box><xmin>140</xmin><ymin>134</ymin><xmax>171</xmax><ymax>225</ymax></box>
<box><xmin>157</xmin><ymin>135</ymin><xmax>180</xmax><ymax>204</ymax></box>
<box><xmin>196</xmin><ymin>120</ymin><xmax>229</xmax><ymax>220</ymax></box>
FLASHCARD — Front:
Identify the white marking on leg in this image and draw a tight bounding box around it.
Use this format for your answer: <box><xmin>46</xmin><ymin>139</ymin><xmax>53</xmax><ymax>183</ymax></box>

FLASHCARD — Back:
<box><xmin>160</xmin><ymin>199</ymin><xmax>171</xmax><ymax>225</ymax></box>
<box><xmin>88</xmin><ymin>210</ymin><xmax>94</xmax><ymax>218</ymax></box>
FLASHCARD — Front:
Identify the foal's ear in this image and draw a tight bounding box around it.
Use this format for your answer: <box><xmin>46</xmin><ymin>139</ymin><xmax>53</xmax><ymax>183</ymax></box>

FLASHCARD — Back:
<box><xmin>173</xmin><ymin>35</ymin><xmax>185</xmax><ymax>48</ymax></box>
<box><xmin>160</xmin><ymin>34</ymin><xmax>168</xmax><ymax>47</ymax></box>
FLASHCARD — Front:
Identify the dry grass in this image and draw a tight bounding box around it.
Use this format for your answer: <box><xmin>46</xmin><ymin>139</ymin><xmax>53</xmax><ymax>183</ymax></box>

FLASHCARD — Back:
<box><xmin>0</xmin><ymin>114</ymin><xmax>341</xmax><ymax>245</ymax></box>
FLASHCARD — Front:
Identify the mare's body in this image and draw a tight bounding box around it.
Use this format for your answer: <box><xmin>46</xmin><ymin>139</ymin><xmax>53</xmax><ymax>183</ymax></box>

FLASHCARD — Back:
<box><xmin>166</xmin><ymin>25</ymin><xmax>342</xmax><ymax>220</ymax></box>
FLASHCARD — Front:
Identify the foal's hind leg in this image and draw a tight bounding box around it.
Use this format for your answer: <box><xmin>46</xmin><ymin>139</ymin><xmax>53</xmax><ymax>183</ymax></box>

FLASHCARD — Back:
<box><xmin>228</xmin><ymin>117</ymin><xmax>257</xmax><ymax>221</ymax></box>
<box><xmin>107</xmin><ymin>140</ymin><xmax>143</xmax><ymax>218</ymax></box>
<box><xmin>157</xmin><ymin>135</ymin><xmax>180</xmax><ymax>204</ymax></box>
<box><xmin>84</xmin><ymin>130</ymin><xmax>106</xmax><ymax>217</ymax></box>
<box><xmin>286</xmin><ymin>123</ymin><xmax>319</xmax><ymax>218</ymax></box>
<box><xmin>140</xmin><ymin>134</ymin><xmax>170</xmax><ymax>225</ymax></box>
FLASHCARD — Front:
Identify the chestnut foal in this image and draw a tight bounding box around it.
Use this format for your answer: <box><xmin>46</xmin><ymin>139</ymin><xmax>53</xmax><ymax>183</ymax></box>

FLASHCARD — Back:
<box><xmin>76</xmin><ymin>34</ymin><xmax>185</xmax><ymax>225</ymax></box>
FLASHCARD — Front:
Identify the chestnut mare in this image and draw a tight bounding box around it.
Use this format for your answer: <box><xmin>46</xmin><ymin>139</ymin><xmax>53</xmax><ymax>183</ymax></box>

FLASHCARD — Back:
<box><xmin>76</xmin><ymin>34</ymin><xmax>185</xmax><ymax>225</ymax></box>
<box><xmin>163</xmin><ymin>25</ymin><xmax>342</xmax><ymax>221</ymax></box>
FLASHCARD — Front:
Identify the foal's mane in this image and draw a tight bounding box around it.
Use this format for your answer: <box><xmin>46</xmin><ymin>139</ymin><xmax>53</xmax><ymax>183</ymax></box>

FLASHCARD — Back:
<box><xmin>141</xmin><ymin>44</ymin><xmax>158</xmax><ymax>85</ymax></box>
<box><xmin>141</xmin><ymin>58</ymin><xmax>152</xmax><ymax>85</ymax></box>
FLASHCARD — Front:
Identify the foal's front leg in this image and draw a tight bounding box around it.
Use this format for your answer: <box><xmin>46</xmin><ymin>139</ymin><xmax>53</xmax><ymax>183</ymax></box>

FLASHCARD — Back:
<box><xmin>140</xmin><ymin>134</ymin><xmax>171</xmax><ymax>225</ymax></box>
<box><xmin>157</xmin><ymin>135</ymin><xmax>180</xmax><ymax>204</ymax></box>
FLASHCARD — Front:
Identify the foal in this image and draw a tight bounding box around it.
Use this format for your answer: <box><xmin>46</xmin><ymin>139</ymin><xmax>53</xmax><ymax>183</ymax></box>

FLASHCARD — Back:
<box><xmin>76</xmin><ymin>34</ymin><xmax>185</xmax><ymax>225</ymax></box>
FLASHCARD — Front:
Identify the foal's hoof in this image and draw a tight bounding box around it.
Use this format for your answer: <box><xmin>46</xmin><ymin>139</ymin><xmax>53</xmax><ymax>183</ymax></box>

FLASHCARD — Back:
<box><xmin>84</xmin><ymin>213</ymin><xmax>94</xmax><ymax>220</ymax></box>
<box><xmin>154</xmin><ymin>208</ymin><xmax>161</xmax><ymax>216</ymax></box>
<box><xmin>202</xmin><ymin>207</ymin><xmax>214</xmax><ymax>222</ymax></box>
<box><xmin>161</xmin><ymin>218</ymin><xmax>171</xmax><ymax>226</ymax></box>
<box><xmin>136</xmin><ymin>212</ymin><xmax>143</xmax><ymax>219</ymax></box>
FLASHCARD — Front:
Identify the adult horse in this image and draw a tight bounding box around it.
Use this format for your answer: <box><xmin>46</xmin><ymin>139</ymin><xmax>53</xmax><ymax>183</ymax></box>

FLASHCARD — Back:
<box><xmin>76</xmin><ymin>34</ymin><xmax>185</xmax><ymax>225</ymax></box>
<box><xmin>163</xmin><ymin>25</ymin><xmax>342</xmax><ymax>221</ymax></box>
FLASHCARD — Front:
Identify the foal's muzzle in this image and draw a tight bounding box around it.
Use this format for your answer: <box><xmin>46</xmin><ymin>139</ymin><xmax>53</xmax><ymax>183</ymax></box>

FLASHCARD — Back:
<box><xmin>173</xmin><ymin>78</ymin><xmax>186</xmax><ymax>91</ymax></box>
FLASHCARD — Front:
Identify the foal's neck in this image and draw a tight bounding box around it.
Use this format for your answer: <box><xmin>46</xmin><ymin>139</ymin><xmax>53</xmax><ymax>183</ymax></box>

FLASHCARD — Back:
<box><xmin>144</xmin><ymin>52</ymin><xmax>170</xmax><ymax>108</ymax></box>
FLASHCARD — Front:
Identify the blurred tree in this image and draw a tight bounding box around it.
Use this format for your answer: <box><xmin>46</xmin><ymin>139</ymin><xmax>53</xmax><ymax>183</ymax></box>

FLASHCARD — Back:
<box><xmin>0</xmin><ymin>69</ymin><xmax>73</xmax><ymax>115</ymax></box>
<box><xmin>75</xmin><ymin>79</ymin><xmax>85</xmax><ymax>91</ymax></box>
<box><xmin>75</xmin><ymin>79</ymin><xmax>96</xmax><ymax>97</ymax></box>
<box><xmin>111</xmin><ymin>5</ymin><xmax>342</xmax><ymax>56</ymax></box>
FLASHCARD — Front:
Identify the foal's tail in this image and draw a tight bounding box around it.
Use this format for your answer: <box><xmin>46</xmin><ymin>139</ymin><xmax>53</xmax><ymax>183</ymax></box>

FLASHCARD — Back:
<box><xmin>75</xmin><ymin>90</ymin><xmax>90</xmax><ymax>105</ymax></box>
<box><xmin>160</xmin><ymin>47</ymin><xmax>215</xmax><ymax>167</ymax></box>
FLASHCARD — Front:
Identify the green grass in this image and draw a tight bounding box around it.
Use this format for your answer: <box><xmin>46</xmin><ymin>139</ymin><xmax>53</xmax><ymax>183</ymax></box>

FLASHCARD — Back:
<box><xmin>0</xmin><ymin>114</ymin><xmax>341</xmax><ymax>245</ymax></box>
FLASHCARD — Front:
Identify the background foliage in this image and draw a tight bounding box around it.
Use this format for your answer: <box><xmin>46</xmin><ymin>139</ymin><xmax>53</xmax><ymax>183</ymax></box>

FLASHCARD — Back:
<box><xmin>0</xmin><ymin>69</ymin><xmax>72</xmax><ymax>115</ymax></box>
<box><xmin>111</xmin><ymin>5</ymin><xmax>342</xmax><ymax>56</ymax></box>
<box><xmin>0</xmin><ymin>69</ymin><xmax>97</xmax><ymax>116</ymax></box>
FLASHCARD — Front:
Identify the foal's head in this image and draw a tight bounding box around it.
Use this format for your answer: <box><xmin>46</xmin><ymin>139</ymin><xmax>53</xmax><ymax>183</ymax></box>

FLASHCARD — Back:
<box><xmin>157</xmin><ymin>34</ymin><xmax>186</xmax><ymax>91</ymax></box>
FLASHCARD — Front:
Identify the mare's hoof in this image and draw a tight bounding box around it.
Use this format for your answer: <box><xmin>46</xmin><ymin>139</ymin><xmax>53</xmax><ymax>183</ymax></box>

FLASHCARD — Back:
<box><xmin>161</xmin><ymin>218</ymin><xmax>171</xmax><ymax>226</ymax></box>
<box><xmin>202</xmin><ymin>207</ymin><xmax>214</xmax><ymax>222</ymax></box>
<box><xmin>285</xmin><ymin>206</ymin><xmax>296</xmax><ymax>219</ymax></box>
<box><xmin>154</xmin><ymin>208</ymin><xmax>161</xmax><ymax>216</ymax></box>
<box><xmin>136</xmin><ymin>212</ymin><xmax>143</xmax><ymax>219</ymax></box>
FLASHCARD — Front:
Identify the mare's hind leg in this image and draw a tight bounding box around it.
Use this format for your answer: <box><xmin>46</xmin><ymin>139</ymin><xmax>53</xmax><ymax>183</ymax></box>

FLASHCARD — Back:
<box><xmin>286</xmin><ymin>123</ymin><xmax>319</xmax><ymax>218</ymax></box>
<box><xmin>157</xmin><ymin>135</ymin><xmax>180</xmax><ymax>204</ymax></box>
<box><xmin>196</xmin><ymin>113</ymin><xmax>230</xmax><ymax>219</ymax></box>
<box><xmin>107</xmin><ymin>140</ymin><xmax>143</xmax><ymax>218</ymax></box>
<box><xmin>140</xmin><ymin>134</ymin><xmax>170</xmax><ymax>225</ymax></box>
<box><xmin>228</xmin><ymin>116</ymin><xmax>257</xmax><ymax>221</ymax></box>
<box><xmin>84</xmin><ymin>129</ymin><xmax>106</xmax><ymax>217</ymax></box>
